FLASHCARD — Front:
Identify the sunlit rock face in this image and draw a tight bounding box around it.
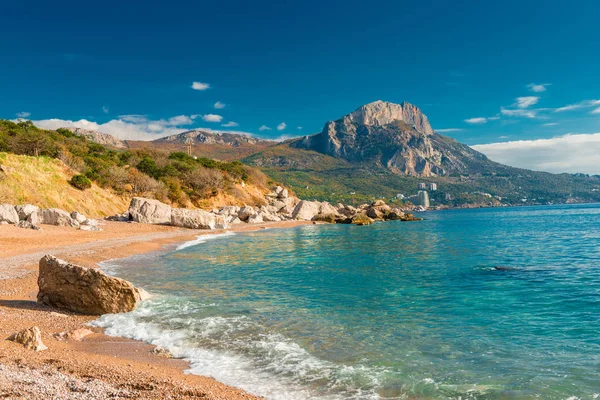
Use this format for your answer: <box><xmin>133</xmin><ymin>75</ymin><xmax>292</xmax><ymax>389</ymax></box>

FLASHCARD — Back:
<box><xmin>291</xmin><ymin>100</ymin><xmax>489</xmax><ymax>177</ymax></box>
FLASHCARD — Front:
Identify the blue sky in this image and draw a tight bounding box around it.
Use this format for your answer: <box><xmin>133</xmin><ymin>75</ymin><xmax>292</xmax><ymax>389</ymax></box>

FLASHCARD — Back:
<box><xmin>1</xmin><ymin>0</ymin><xmax>599</xmax><ymax>172</ymax></box>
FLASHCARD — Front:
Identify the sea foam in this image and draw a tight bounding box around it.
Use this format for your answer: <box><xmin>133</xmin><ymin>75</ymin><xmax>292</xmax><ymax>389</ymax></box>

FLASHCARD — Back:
<box><xmin>176</xmin><ymin>231</ymin><xmax>236</xmax><ymax>251</ymax></box>
<box><xmin>91</xmin><ymin>298</ymin><xmax>384</xmax><ymax>400</ymax></box>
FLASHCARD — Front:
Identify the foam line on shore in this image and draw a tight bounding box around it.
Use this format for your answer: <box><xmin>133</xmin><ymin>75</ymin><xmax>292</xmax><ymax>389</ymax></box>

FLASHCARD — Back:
<box><xmin>175</xmin><ymin>231</ymin><xmax>237</xmax><ymax>251</ymax></box>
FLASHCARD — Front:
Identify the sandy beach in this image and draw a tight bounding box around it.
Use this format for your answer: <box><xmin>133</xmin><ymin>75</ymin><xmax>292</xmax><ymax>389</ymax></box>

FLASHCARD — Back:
<box><xmin>0</xmin><ymin>220</ymin><xmax>312</xmax><ymax>399</ymax></box>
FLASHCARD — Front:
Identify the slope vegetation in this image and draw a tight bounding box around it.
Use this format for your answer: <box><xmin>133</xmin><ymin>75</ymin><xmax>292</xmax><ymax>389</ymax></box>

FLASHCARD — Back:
<box><xmin>0</xmin><ymin>153</ymin><xmax>128</xmax><ymax>217</ymax></box>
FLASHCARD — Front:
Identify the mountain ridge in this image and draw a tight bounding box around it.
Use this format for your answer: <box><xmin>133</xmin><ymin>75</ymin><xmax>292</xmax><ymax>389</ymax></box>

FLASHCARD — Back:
<box><xmin>289</xmin><ymin>100</ymin><xmax>493</xmax><ymax>177</ymax></box>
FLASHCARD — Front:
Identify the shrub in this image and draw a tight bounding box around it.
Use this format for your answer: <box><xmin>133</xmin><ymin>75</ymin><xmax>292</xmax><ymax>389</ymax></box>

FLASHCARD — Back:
<box><xmin>70</xmin><ymin>174</ymin><xmax>92</xmax><ymax>190</ymax></box>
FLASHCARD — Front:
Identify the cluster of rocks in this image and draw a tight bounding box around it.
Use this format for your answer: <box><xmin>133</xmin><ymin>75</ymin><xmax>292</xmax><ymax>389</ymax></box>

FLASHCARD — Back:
<box><xmin>291</xmin><ymin>199</ymin><xmax>421</xmax><ymax>225</ymax></box>
<box><xmin>121</xmin><ymin>186</ymin><xmax>420</xmax><ymax>231</ymax></box>
<box><xmin>0</xmin><ymin>204</ymin><xmax>101</xmax><ymax>231</ymax></box>
<box><xmin>122</xmin><ymin>186</ymin><xmax>299</xmax><ymax>230</ymax></box>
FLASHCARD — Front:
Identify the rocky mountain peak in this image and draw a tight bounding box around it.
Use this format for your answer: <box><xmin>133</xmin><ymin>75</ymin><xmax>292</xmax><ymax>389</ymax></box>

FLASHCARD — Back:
<box><xmin>65</xmin><ymin>127</ymin><xmax>127</xmax><ymax>149</ymax></box>
<box><xmin>345</xmin><ymin>100</ymin><xmax>433</xmax><ymax>134</ymax></box>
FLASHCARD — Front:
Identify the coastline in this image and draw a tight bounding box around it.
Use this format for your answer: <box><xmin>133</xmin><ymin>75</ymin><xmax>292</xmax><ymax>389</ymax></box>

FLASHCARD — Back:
<box><xmin>0</xmin><ymin>219</ymin><xmax>312</xmax><ymax>399</ymax></box>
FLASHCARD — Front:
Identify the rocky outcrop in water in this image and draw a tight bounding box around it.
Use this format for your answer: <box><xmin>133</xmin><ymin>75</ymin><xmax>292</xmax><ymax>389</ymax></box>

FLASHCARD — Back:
<box><xmin>37</xmin><ymin>255</ymin><xmax>145</xmax><ymax>315</ymax></box>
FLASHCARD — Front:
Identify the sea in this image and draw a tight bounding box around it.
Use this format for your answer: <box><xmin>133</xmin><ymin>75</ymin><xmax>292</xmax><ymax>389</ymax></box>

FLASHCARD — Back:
<box><xmin>93</xmin><ymin>204</ymin><xmax>600</xmax><ymax>399</ymax></box>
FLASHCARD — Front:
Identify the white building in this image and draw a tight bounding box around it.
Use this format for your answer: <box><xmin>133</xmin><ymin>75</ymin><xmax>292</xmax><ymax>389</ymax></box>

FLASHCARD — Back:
<box><xmin>427</xmin><ymin>183</ymin><xmax>437</xmax><ymax>191</ymax></box>
<box><xmin>417</xmin><ymin>190</ymin><xmax>430</xmax><ymax>208</ymax></box>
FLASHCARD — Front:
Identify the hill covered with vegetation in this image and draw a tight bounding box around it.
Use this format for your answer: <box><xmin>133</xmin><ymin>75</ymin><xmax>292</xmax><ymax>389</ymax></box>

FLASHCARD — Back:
<box><xmin>0</xmin><ymin>120</ymin><xmax>273</xmax><ymax>210</ymax></box>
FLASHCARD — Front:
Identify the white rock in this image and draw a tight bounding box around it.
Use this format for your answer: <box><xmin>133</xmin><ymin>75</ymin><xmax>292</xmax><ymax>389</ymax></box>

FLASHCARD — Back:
<box><xmin>0</xmin><ymin>204</ymin><xmax>19</xmax><ymax>224</ymax></box>
<box><xmin>128</xmin><ymin>197</ymin><xmax>171</xmax><ymax>224</ymax></box>
<box><xmin>15</xmin><ymin>204</ymin><xmax>39</xmax><ymax>221</ymax></box>
<box><xmin>292</xmin><ymin>200</ymin><xmax>322</xmax><ymax>221</ymax></box>
<box><xmin>171</xmin><ymin>208</ymin><xmax>228</xmax><ymax>230</ymax></box>
<box><xmin>32</xmin><ymin>208</ymin><xmax>79</xmax><ymax>227</ymax></box>
<box><xmin>70</xmin><ymin>211</ymin><xmax>87</xmax><ymax>224</ymax></box>
<box><xmin>238</xmin><ymin>206</ymin><xmax>255</xmax><ymax>221</ymax></box>
<box><xmin>247</xmin><ymin>214</ymin><xmax>264</xmax><ymax>224</ymax></box>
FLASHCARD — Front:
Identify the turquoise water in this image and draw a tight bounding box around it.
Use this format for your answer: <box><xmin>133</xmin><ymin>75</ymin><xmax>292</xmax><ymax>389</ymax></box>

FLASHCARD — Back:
<box><xmin>95</xmin><ymin>204</ymin><xmax>600</xmax><ymax>399</ymax></box>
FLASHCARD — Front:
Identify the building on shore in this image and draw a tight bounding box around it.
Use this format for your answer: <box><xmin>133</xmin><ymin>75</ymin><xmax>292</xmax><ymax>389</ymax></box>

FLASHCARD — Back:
<box><xmin>416</xmin><ymin>190</ymin><xmax>430</xmax><ymax>208</ymax></box>
<box><xmin>427</xmin><ymin>183</ymin><xmax>437</xmax><ymax>191</ymax></box>
<box><xmin>418</xmin><ymin>183</ymin><xmax>427</xmax><ymax>190</ymax></box>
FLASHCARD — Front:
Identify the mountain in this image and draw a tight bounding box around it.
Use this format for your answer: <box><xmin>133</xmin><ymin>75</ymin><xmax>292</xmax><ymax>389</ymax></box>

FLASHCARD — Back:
<box><xmin>66</xmin><ymin>127</ymin><xmax>127</xmax><ymax>149</ymax></box>
<box><xmin>153</xmin><ymin>129</ymin><xmax>273</xmax><ymax>147</ymax></box>
<box><xmin>127</xmin><ymin>129</ymin><xmax>275</xmax><ymax>160</ymax></box>
<box><xmin>290</xmin><ymin>100</ymin><xmax>494</xmax><ymax>177</ymax></box>
<box><xmin>243</xmin><ymin>101</ymin><xmax>600</xmax><ymax>206</ymax></box>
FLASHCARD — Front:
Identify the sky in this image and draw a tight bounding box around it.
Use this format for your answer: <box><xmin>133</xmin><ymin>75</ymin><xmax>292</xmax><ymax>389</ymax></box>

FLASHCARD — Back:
<box><xmin>1</xmin><ymin>0</ymin><xmax>599</xmax><ymax>173</ymax></box>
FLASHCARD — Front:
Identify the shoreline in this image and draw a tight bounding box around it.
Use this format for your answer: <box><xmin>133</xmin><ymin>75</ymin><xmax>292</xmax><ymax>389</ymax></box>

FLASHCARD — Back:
<box><xmin>0</xmin><ymin>219</ymin><xmax>313</xmax><ymax>399</ymax></box>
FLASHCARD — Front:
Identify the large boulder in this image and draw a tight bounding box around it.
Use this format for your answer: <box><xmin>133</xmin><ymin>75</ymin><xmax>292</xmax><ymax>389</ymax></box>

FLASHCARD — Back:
<box><xmin>128</xmin><ymin>197</ymin><xmax>172</xmax><ymax>224</ymax></box>
<box><xmin>171</xmin><ymin>208</ymin><xmax>228</xmax><ymax>230</ymax></box>
<box><xmin>237</xmin><ymin>206</ymin><xmax>255</xmax><ymax>221</ymax></box>
<box><xmin>292</xmin><ymin>200</ymin><xmax>322</xmax><ymax>221</ymax></box>
<box><xmin>319</xmin><ymin>202</ymin><xmax>340</xmax><ymax>216</ymax></box>
<box><xmin>31</xmin><ymin>208</ymin><xmax>79</xmax><ymax>227</ymax></box>
<box><xmin>0</xmin><ymin>204</ymin><xmax>19</xmax><ymax>225</ymax></box>
<box><xmin>261</xmin><ymin>212</ymin><xmax>281</xmax><ymax>222</ymax></box>
<box><xmin>15</xmin><ymin>204</ymin><xmax>39</xmax><ymax>221</ymax></box>
<box><xmin>218</xmin><ymin>206</ymin><xmax>240</xmax><ymax>217</ymax></box>
<box><xmin>7</xmin><ymin>327</ymin><xmax>47</xmax><ymax>351</ymax></box>
<box><xmin>37</xmin><ymin>255</ymin><xmax>144</xmax><ymax>315</ymax></box>
<box><xmin>385</xmin><ymin>208</ymin><xmax>406</xmax><ymax>221</ymax></box>
<box><xmin>351</xmin><ymin>213</ymin><xmax>374</xmax><ymax>226</ymax></box>
<box><xmin>247</xmin><ymin>213</ymin><xmax>264</xmax><ymax>224</ymax></box>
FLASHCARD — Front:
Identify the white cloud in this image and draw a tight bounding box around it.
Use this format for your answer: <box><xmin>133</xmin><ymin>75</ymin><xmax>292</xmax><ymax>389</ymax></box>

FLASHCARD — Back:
<box><xmin>222</xmin><ymin>121</ymin><xmax>239</xmax><ymax>127</ymax></box>
<box><xmin>102</xmin><ymin>106</ymin><xmax>109</xmax><ymax>114</ymax></box>
<box><xmin>259</xmin><ymin>125</ymin><xmax>272</xmax><ymax>131</ymax></box>
<box><xmin>472</xmin><ymin>132</ymin><xmax>600</xmax><ymax>174</ymax></box>
<box><xmin>591</xmin><ymin>107</ymin><xmax>600</xmax><ymax>115</ymax></box>
<box><xmin>168</xmin><ymin>115</ymin><xmax>194</xmax><ymax>125</ymax></box>
<box><xmin>543</xmin><ymin>122</ymin><xmax>558</xmax><ymax>126</ymax></box>
<box><xmin>202</xmin><ymin>114</ymin><xmax>223</xmax><ymax>123</ymax></box>
<box><xmin>297</xmin><ymin>126</ymin><xmax>303</xmax><ymax>130</ymax></box>
<box><xmin>436</xmin><ymin>128</ymin><xmax>462</xmax><ymax>133</ymax></box>
<box><xmin>555</xmin><ymin>99</ymin><xmax>600</xmax><ymax>112</ymax></box>
<box><xmin>119</xmin><ymin>114</ymin><xmax>148</xmax><ymax>124</ymax></box>
<box><xmin>191</xmin><ymin>81</ymin><xmax>210</xmax><ymax>91</ymax></box>
<box><xmin>527</xmin><ymin>83</ymin><xmax>550</xmax><ymax>93</ymax></box>
<box><xmin>465</xmin><ymin>117</ymin><xmax>488</xmax><ymax>124</ymax></box>
<box><xmin>214</xmin><ymin>101</ymin><xmax>225</xmax><ymax>109</ymax></box>
<box><xmin>277</xmin><ymin>122</ymin><xmax>287</xmax><ymax>131</ymax></box>
<box><xmin>516</xmin><ymin>96</ymin><xmax>539</xmax><ymax>108</ymax></box>
<box><xmin>500</xmin><ymin>107</ymin><xmax>538</xmax><ymax>119</ymax></box>
<box><xmin>16</xmin><ymin>111</ymin><xmax>31</xmax><ymax>118</ymax></box>
<box><xmin>31</xmin><ymin>115</ymin><xmax>260</xmax><ymax>141</ymax></box>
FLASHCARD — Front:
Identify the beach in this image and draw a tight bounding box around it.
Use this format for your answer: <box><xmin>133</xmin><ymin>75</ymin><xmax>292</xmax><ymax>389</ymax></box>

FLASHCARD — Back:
<box><xmin>0</xmin><ymin>220</ymin><xmax>311</xmax><ymax>399</ymax></box>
